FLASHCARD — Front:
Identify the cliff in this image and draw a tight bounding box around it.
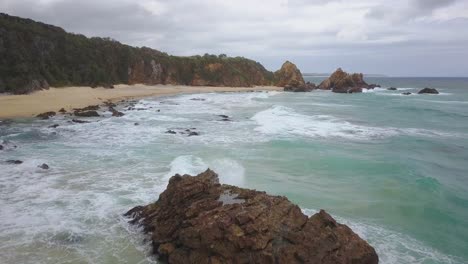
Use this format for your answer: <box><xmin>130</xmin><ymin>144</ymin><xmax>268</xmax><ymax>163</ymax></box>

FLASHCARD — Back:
<box><xmin>0</xmin><ymin>13</ymin><xmax>277</xmax><ymax>94</ymax></box>
<box><xmin>126</xmin><ymin>169</ymin><xmax>379</xmax><ymax>264</ymax></box>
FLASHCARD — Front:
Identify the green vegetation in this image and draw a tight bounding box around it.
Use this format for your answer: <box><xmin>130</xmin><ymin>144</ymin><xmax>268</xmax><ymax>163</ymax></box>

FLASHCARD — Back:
<box><xmin>0</xmin><ymin>13</ymin><xmax>275</xmax><ymax>94</ymax></box>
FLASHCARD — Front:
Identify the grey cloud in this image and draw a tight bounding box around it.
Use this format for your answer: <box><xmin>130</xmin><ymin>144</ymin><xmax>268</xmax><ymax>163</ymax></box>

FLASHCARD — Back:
<box><xmin>1</xmin><ymin>0</ymin><xmax>467</xmax><ymax>76</ymax></box>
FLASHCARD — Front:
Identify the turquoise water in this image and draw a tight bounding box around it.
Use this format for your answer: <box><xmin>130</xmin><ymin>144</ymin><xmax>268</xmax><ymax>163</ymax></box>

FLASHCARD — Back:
<box><xmin>1</xmin><ymin>78</ymin><xmax>468</xmax><ymax>263</ymax></box>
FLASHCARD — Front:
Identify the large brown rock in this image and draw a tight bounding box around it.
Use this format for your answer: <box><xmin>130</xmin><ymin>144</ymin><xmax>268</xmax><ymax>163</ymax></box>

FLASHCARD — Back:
<box><xmin>125</xmin><ymin>169</ymin><xmax>378</xmax><ymax>264</ymax></box>
<box><xmin>274</xmin><ymin>61</ymin><xmax>306</xmax><ymax>88</ymax></box>
<box><xmin>318</xmin><ymin>68</ymin><xmax>372</xmax><ymax>93</ymax></box>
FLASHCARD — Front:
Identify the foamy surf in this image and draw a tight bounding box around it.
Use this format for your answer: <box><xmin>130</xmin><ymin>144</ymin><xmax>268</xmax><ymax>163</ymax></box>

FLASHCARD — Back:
<box><xmin>251</xmin><ymin>105</ymin><xmax>464</xmax><ymax>140</ymax></box>
<box><xmin>166</xmin><ymin>155</ymin><xmax>245</xmax><ymax>186</ymax></box>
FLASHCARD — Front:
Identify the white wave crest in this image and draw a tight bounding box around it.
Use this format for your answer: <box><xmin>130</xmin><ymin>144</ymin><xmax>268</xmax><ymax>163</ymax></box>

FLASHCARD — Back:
<box><xmin>251</xmin><ymin>106</ymin><xmax>463</xmax><ymax>140</ymax></box>
<box><xmin>166</xmin><ymin>155</ymin><xmax>245</xmax><ymax>186</ymax></box>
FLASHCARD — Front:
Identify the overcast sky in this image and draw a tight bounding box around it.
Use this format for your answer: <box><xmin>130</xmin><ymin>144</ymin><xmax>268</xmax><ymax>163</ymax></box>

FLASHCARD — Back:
<box><xmin>2</xmin><ymin>0</ymin><xmax>468</xmax><ymax>76</ymax></box>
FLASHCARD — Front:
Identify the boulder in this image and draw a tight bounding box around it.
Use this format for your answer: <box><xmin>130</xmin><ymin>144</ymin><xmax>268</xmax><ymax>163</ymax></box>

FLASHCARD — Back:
<box><xmin>166</xmin><ymin>130</ymin><xmax>177</xmax><ymax>134</ymax></box>
<box><xmin>387</xmin><ymin>87</ymin><xmax>397</xmax><ymax>91</ymax></box>
<box><xmin>38</xmin><ymin>163</ymin><xmax>49</xmax><ymax>170</ymax></box>
<box><xmin>368</xmin><ymin>84</ymin><xmax>381</xmax><ymax>89</ymax></box>
<box><xmin>36</xmin><ymin>111</ymin><xmax>56</xmax><ymax>120</ymax></box>
<box><xmin>58</xmin><ymin>108</ymin><xmax>67</xmax><ymax>113</ymax></box>
<box><xmin>401</xmin><ymin>92</ymin><xmax>411</xmax><ymax>95</ymax></box>
<box><xmin>0</xmin><ymin>145</ymin><xmax>3</xmax><ymax>150</ymax></box>
<box><xmin>125</xmin><ymin>170</ymin><xmax>378</xmax><ymax>264</ymax></box>
<box><xmin>318</xmin><ymin>68</ymin><xmax>374</xmax><ymax>94</ymax></box>
<box><xmin>418</xmin><ymin>87</ymin><xmax>439</xmax><ymax>94</ymax></box>
<box><xmin>332</xmin><ymin>86</ymin><xmax>362</xmax><ymax>94</ymax></box>
<box><xmin>109</xmin><ymin>107</ymin><xmax>124</xmax><ymax>117</ymax></box>
<box><xmin>48</xmin><ymin>124</ymin><xmax>59</xmax><ymax>128</ymax></box>
<box><xmin>274</xmin><ymin>61</ymin><xmax>306</xmax><ymax>88</ymax></box>
<box><xmin>188</xmin><ymin>131</ymin><xmax>199</xmax><ymax>136</ymax></box>
<box><xmin>74</xmin><ymin>110</ymin><xmax>100</xmax><ymax>117</ymax></box>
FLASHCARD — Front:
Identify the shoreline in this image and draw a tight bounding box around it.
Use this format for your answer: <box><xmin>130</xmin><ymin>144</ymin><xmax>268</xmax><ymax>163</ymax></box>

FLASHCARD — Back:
<box><xmin>0</xmin><ymin>84</ymin><xmax>282</xmax><ymax>119</ymax></box>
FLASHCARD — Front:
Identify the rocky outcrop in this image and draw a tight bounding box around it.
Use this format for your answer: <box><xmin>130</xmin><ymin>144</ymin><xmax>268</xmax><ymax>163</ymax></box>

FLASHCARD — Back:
<box><xmin>36</xmin><ymin>111</ymin><xmax>56</xmax><ymax>120</ymax></box>
<box><xmin>318</xmin><ymin>68</ymin><xmax>373</xmax><ymax>93</ymax></box>
<box><xmin>284</xmin><ymin>81</ymin><xmax>316</xmax><ymax>92</ymax></box>
<box><xmin>418</xmin><ymin>88</ymin><xmax>439</xmax><ymax>94</ymax></box>
<box><xmin>125</xmin><ymin>170</ymin><xmax>378</xmax><ymax>264</ymax></box>
<box><xmin>275</xmin><ymin>61</ymin><xmax>306</xmax><ymax>89</ymax></box>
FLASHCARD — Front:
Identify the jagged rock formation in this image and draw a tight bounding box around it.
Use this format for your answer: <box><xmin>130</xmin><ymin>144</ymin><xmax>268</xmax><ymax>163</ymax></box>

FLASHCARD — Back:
<box><xmin>274</xmin><ymin>61</ymin><xmax>306</xmax><ymax>89</ymax></box>
<box><xmin>318</xmin><ymin>68</ymin><xmax>373</xmax><ymax>93</ymax></box>
<box><xmin>0</xmin><ymin>13</ymin><xmax>274</xmax><ymax>94</ymax></box>
<box><xmin>125</xmin><ymin>169</ymin><xmax>379</xmax><ymax>264</ymax></box>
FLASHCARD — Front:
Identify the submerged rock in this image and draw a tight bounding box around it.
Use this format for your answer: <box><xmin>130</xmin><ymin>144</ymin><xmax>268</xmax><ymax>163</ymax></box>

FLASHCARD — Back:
<box><xmin>6</xmin><ymin>160</ymin><xmax>23</xmax><ymax>164</ymax></box>
<box><xmin>38</xmin><ymin>163</ymin><xmax>49</xmax><ymax>170</ymax></box>
<box><xmin>166</xmin><ymin>130</ymin><xmax>177</xmax><ymax>134</ymax></box>
<box><xmin>71</xmin><ymin>119</ymin><xmax>90</xmax><ymax>124</ymax></box>
<box><xmin>188</xmin><ymin>131</ymin><xmax>199</xmax><ymax>136</ymax></box>
<box><xmin>36</xmin><ymin>111</ymin><xmax>56</xmax><ymax>120</ymax></box>
<box><xmin>0</xmin><ymin>145</ymin><xmax>3</xmax><ymax>150</ymax></box>
<box><xmin>418</xmin><ymin>87</ymin><xmax>439</xmax><ymax>94</ymax></box>
<box><xmin>402</xmin><ymin>92</ymin><xmax>412</xmax><ymax>95</ymax></box>
<box><xmin>368</xmin><ymin>84</ymin><xmax>381</xmax><ymax>89</ymax></box>
<box><xmin>48</xmin><ymin>124</ymin><xmax>59</xmax><ymax>128</ymax></box>
<box><xmin>387</xmin><ymin>87</ymin><xmax>397</xmax><ymax>91</ymax></box>
<box><xmin>318</xmin><ymin>68</ymin><xmax>374</xmax><ymax>94</ymax></box>
<box><xmin>109</xmin><ymin>107</ymin><xmax>124</xmax><ymax>117</ymax></box>
<box><xmin>125</xmin><ymin>170</ymin><xmax>378</xmax><ymax>264</ymax></box>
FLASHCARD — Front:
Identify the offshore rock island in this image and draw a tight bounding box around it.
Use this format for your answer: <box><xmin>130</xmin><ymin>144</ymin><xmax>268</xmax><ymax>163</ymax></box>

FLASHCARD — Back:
<box><xmin>125</xmin><ymin>170</ymin><xmax>378</xmax><ymax>264</ymax></box>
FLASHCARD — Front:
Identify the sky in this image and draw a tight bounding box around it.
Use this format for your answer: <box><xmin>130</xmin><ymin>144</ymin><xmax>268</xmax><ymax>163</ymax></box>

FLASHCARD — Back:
<box><xmin>1</xmin><ymin>0</ymin><xmax>468</xmax><ymax>76</ymax></box>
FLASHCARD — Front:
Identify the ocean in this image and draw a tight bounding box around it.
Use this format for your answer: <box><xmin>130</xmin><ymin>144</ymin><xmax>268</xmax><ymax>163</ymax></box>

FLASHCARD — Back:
<box><xmin>1</xmin><ymin>77</ymin><xmax>467</xmax><ymax>263</ymax></box>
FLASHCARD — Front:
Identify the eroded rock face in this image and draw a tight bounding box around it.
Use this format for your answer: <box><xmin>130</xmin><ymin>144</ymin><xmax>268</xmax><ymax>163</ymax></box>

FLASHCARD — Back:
<box><xmin>318</xmin><ymin>68</ymin><xmax>373</xmax><ymax>93</ymax></box>
<box><xmin>125</xmin><ymin>170</ymin><xmax>378</xmax><ymax>264</ymax></box>
<box><xmin>274</xmin><ymin>61</ymin><xmax>306</xmax><ymax>88</ymax></box>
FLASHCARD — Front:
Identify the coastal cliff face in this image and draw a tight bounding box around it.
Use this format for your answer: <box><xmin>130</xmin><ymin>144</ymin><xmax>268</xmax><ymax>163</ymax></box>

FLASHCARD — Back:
<box><xmin>0</xmin><ymin>13</ymin><xmax>275</xmax><ymax>94</ymax></box>
<box><xmin>318</xmin><ymin>68</ymin><xmax>369</xmax><ymax>93</ymax></box>
<box><xmin>126</xmin><ymin>169</ymin><xmax>379</xmax><ymax>264</ymax></box>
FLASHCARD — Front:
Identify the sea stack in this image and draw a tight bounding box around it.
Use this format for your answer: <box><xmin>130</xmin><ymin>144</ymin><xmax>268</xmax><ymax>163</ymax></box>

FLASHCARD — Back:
<box><xmin>318</xmin><ymin>68</ymin><xmax>372</xmax><ymax>93</ymax></box>
<box><xmin>274</xmin><ymin>61</ymin><xmax>310</xmax><ymax>91</ymax></box>
<box><xmin>125</xmin><ymin>169</ymin><xmax>378</xmax><ymax>264</ymax></box>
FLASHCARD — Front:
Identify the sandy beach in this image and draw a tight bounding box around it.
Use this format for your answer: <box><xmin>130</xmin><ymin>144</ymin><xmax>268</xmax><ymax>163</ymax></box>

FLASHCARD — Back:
<box><xmin>0</xmin><ymin>84</ymin><xmax>281</xmax><ymax>119</ymax></box>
